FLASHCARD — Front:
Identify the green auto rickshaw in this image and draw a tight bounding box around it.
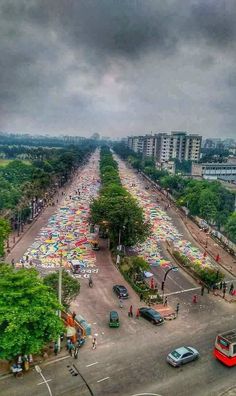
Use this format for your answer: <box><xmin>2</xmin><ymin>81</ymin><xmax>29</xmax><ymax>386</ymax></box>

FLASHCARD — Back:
<box><xmin>109</xmin><ymin>311</ymin><xmax>120</xmax><ymax>328</ymax></box>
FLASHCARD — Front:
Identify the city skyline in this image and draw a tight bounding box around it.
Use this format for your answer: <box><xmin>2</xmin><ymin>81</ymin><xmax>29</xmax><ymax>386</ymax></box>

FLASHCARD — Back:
<box><xmin>1</xmin><ymin>1</ymin><xmax>236</xmax><ymax>138</ymax></box>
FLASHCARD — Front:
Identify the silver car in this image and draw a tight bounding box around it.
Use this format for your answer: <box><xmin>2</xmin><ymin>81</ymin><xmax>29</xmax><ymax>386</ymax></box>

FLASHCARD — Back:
<box><xmin>167</xmin><ymin>346</ymin><xmax>199</xmax><ymax>367</ymax></box>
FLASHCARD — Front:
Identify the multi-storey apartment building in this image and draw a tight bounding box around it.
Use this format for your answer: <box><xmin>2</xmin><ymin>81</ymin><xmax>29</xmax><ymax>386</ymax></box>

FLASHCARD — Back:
<box><xmin>143</xmin><ymin>134</ymin><xmax>157</xmax><ymax>157</ymax></box>
<box><xmin>127</xmin><ymin>136</ymin><xmax>144</xmax><ymax>153</ymax></box>
<box><xmin>156</xmin><ymin>131</ymin><xmax>202</xmax><ymax>162</ymax></box>
<box><xmin>127</xmin><ymin>132</ymin><xmax>202</xmax><ymax>162</ymax></box>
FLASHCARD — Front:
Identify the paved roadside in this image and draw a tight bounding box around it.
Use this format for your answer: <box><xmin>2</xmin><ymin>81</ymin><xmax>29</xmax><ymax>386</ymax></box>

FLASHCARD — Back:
<box><xmin>70</xmin><ymin>238</ymin><xmax>144</xmax><ymax>346</ymax></box>
<box><xmin>4</xmin><ymin>169</ymin><xmax>85</xmax><ymax>264</ymax></box>
<box><xmin>141</xmin><ymin>172</ymin><xmax>236</xmax><ymax>278</ymax></box>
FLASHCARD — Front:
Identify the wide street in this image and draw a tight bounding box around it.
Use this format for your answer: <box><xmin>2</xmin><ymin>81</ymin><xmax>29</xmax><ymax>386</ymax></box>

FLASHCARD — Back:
<box><xmin>1</xmin><ymin>153</ymin><xmax>236</xmax><ymax>396</ymax></box>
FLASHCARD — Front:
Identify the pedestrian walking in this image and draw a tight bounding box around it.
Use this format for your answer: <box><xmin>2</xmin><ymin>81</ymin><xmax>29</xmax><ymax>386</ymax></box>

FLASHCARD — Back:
<box><xmin>74</xmin><ymin>343</ymin><xmax>79</xmax><ymax>359</ymax></box>
<box><xmin>223</xmin><ymin>287</ymin><xmax>226</xmax><ymax>299</ymax></box>
<box><xmin>53</xmin><ymin>341</ymin><xmax>59</xmax><ymax>356</ymax></box>
<box><xmin>140</xmin><ymin>293</ymin><xmax>143</xmax><ymax>302</ymax></box>
<box><xmin>119</xmin><ymin>299</ymin><xmax>123</xmax><ymax>308</ymax></box>
<box><xmin>77</xmin><ymin>328</ymin><xmax>82</xmax><ymax>341</ymax></box>
<box><xmin>72</xmin><ymin>311</ymin><xmax>76</xmax><ymax>320</ymax></box>
<box><xmin>92</xmin><ymin>337</ymin><xmax>97</xmax><ymax>350</ymax></box>
<box><xmin>150</xmin><ymin>278</ymin><xmax>154</xmax><ymax>289</ymax></box>
<box><xmin>11</xmin><ymin>258</ymin><xmax>15</xmax><ymax>268</ymax></box>
<box><xmin>229</xmin><ymin>283</ymin><xmax>234</xmax><ymax>295</ymax></box>
<box><xmin>215</xmin><ymin>254</ymin><xmax>220</xmax><ymax>262</ymax></box>
<box><xmin>192</xmin><ymin>295</ymin><xmax>197</xmax><ymax>304</ymax></box>
<box><xmin>164</xmin><ymin>296</ymin><xmax>168</xmax><ymax>307</ymax></box>
<box><xmin>176</xmin><ymin>303</ymin><xmax>180</xmax><ymax>315</ymax></box>
<box><xmin>68</xmin><ymin>341</ymin><xmax>75</xmax><ymax>356</ymax></box>
<box><xmin>136</xmin><ymin>308</ymin><xmax>140</xmax><ymax>319</ymax></box>
<box><xmin>128</xmin><ymin>305</ymin><xmax>133</xmax><ymax>317</ymax></box>
<box><xmin>66</xmin><ymin>338</ymin><xmax>71</xmax><ymax>350</ymax></box>
<box><xmin>201</xmin><ymin>285</ymin><xmax>205</xmax><ymax>296</ymax></box>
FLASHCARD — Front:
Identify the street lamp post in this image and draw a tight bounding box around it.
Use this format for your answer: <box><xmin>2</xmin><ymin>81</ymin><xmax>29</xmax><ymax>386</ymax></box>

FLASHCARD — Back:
<box><xmin>161</xmin><ymin>266</ymin><xmax>178</xmax><ymax>301</ymax></box>
<box><xmin>118</xmin><ymin>229</ymin><xmax>121</xmax><ymax>247</ymax></box>
<box><xmin>58</xmin><ymin>250</ymin><xmax>63</xmax><ymax>352</ymax></box>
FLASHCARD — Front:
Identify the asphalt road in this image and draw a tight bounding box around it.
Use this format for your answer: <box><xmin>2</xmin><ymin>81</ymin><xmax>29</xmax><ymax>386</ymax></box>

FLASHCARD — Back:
<box><xmin>1</xmin><ymin>308</ymin><xmax>236</xmax><ymax>396</ymax></box>
<box><xmin>2</xmin><ymin>154</ymin><xmax>236</xmax><ymax>396</ymax></box>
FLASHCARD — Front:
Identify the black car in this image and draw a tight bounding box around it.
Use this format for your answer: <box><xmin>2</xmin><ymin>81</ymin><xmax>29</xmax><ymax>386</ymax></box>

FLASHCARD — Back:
<box><xmin>113</xmin><ymin>285</ymin><xmax>129</xmax><ymax>299</ymax></box>
<box><xmin>139</xmin><ymin>307</ymin><xmax>164</xmax><ymax>325</ymax></box>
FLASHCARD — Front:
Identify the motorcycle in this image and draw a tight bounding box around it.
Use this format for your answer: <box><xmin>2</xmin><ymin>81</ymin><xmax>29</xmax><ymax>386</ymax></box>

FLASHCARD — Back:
<box><xmin>89</xmin><ymin>276</ymin><xmax>93</xmax><ymax>288</ymax></box>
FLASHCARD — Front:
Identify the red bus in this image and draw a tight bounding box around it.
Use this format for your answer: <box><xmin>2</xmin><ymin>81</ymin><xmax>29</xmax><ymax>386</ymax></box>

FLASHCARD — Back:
<box><xmin>214</xmin><ymin>329</ymin><xmax>236</xmax><ymax>366</ymax></box>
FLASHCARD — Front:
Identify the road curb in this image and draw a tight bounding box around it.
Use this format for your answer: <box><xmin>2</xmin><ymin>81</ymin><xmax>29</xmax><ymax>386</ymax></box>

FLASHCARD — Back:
<box><xmin>0</xmin><ymin>352</ymin><xmax>69</xmax><ymax>379</ymax></box>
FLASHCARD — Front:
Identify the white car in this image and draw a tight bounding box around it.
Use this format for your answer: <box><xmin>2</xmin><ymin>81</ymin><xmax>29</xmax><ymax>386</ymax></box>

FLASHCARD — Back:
<box><xmin>167</xmin><ymin>346</ymin><xmax>199</xmax><ymax>367</ymax></box>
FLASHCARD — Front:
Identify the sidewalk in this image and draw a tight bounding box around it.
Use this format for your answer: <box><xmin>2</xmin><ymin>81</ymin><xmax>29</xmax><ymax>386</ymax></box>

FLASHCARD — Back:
<box><xmin>151</xmin><ymin>183</ymin><xmax>236</xmax><ymax>278</ymax></box>
<box><xmin>0</xmin><ymin>346</ymin><xmax>69</xmax><ymax>378</ymax></box>
<box><xmin>4</xmin><ymin>172</ymin><xmax>81</xmax><ymax>264</ymax></box>
<box><xmin>6</xmin><ymin>182</ymin><xmax>68</xmax><ymax>259</ymax></box>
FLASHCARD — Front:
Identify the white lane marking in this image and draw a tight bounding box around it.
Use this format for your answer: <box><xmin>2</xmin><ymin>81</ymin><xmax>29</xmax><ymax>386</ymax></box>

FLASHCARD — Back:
<box><xmin>131</xmin><ymin>393</ymin><xmax>162</xmax><ymax>396</ymax></box>
<box><xmin>131</xmin><ymin>394</ymin><xmax>162</xmax><ymax>396</ymax></box>
<box><xmin>97</xmin><ymin>376</ymin><xmax>110</xmax><ymax>383</ymax></box>
<box><xmin>164</xmin><ymin>286</ymin><xmax>201</xmax><ymax>296</ymax></box>
<box><xmin>37</xmin><ymin>379</ymin><xmax>52</xmax><ymax>386</ymax></box>
<box><xmin>86</xmin><ymin>362</ymin><xmax>99</xmax><ymax>367</ymax></box>
<box><xmin>44</xmin><ymin>355</ymin><xmax>70</xmax><ymax>366</ymax></box>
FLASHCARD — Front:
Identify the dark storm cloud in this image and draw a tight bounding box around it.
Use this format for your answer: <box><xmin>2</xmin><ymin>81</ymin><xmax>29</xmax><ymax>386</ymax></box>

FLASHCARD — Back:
<box><xmin>0</xmin><ymin>0</ymin><xmax>236</xmax><ymax>137</ymax></box>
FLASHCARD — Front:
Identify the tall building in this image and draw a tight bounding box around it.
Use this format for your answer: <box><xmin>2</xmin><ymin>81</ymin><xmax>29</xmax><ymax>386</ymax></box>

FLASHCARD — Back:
<box><xmin>127</xmin><ymin>136</ymin><xmax>144</xmax><ymax>153</ymax></box>
<box><xmin>127</xmin><ymin>131</ymin><xmax>202</xmax><ymax>163</ymax></box>
<box><xmin>156</xmin><ymin>131</ymin><xmax>202</xmax><ymax>163</ymax></box>
<box><xmin>156</xmin><ymin>133</ymin><xmax>171</xmax><ymax>162</ymax></box>
<box><xmin>143</xmin><ymin>134</ymin><xmax>157</xmax><ymax>157</ymax></box>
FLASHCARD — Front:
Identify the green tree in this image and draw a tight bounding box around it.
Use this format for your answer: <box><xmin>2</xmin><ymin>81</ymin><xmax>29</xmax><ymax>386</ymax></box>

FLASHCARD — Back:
<box><xmin>91</xmin><ymin>195</ymin><xmax>151</xmax><ymax>247</ymax></box>
<box><xmin>44</xmin><ymin>269</ymin><xmax>80</xmax><ymax>310</ymax></box>
<box><xmin>199</xmin><ymin>190</ymin><xmax>218</xmax><ymax>224</ymax></box>
<box><xmin>129</xmin><ymin>256</ymin><xmax>149</xmax><ymax>276</ymax></box>
<box><xmin>0</xmin><ymin>218</ymin><xmax>11</xmax><ymax>257</ymax></box>
<box><xmin>225</xmin><ymin>213</ymin><xmax>236</xmax><ymax>243</ymax></box>
<box><xmin>0</xmin><ymin>266</ymin><xmax>64</xmax><ymax>360</ymax></box>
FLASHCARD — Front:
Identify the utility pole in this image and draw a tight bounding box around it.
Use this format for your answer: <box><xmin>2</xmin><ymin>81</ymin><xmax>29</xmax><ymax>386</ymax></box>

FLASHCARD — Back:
<box><xmin>58</xmin><ymin>250</ymin><xmax>63</xmax><ymax>352</ymax></box>
<box><xmin>161</xmin><ymin>267</ymin><xmax>178</xmax><ymax>302</ymax></box>
<box><xmin>118</xmin><ymin>229</ymin><xmax>121</xmax><ymax>246</ymax></box>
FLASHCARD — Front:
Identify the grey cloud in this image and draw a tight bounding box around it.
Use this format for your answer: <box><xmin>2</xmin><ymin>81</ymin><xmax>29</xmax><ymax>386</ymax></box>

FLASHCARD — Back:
<box><xmin>0</xmin><ymin>0</ymin><xmax>236</xmax><ymax>137</ymax></box>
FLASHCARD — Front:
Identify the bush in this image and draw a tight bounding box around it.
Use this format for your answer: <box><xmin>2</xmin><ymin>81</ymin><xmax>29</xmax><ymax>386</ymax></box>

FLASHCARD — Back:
<box><xmin>173</xmin><ymin>251</ymin><xmax>224</xmax><ymax>286</ymax></box>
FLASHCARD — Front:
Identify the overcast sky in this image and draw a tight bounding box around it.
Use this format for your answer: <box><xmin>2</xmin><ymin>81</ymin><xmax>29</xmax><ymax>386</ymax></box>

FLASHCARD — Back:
<box><xmin>0</xmin><ymin>0</ymin><xmax>236</xmax><ymax>138</ymax></box>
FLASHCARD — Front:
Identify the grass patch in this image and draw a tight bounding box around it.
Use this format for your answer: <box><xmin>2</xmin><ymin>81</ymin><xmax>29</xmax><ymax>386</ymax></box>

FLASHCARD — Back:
<box><xmin>0</xmin><ymin>159</ymin><xmax>12</xmax><ymax>166</ymax></box>
<box><xmin>0</xmin><ymin>159</ymin><xmax>31</xmax><ymax>166</ymax></box>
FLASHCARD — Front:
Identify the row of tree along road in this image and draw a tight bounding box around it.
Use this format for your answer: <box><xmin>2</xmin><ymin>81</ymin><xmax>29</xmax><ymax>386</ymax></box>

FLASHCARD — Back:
<box><xmin>113</xmin><ymin>142</ymin><xmax>236</xmax><ymax>245</ymax></box>
<box><xmin>0</xmin><ymin>141</ymin><xmax>96</xmax><ymax>260</ymax></box>
<box><xmin>91</xmin><ymin>146</ymin><xmax>224</xmax><ymax>297</ymax></box>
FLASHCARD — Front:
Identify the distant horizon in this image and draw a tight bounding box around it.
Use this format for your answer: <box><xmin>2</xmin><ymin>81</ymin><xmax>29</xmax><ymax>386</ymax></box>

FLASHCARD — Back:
<box><xmin>0</xmin><ymin>130</ymin><xmax>235</xmax><ymax>142</ymax></box>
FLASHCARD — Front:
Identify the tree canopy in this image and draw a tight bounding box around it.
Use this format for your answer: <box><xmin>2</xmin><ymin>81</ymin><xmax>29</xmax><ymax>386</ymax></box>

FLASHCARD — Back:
<box><xmin>0</xmin><ymin>219</ymin><xmax>11</xmax><ymax>258</ymax></box>
<box><xmin>90</xmin><ymin>146</ymin><xmax>151</xmax><ymax>247</ymax></box>
<box><xmin>225</xmin><ymin>213</ymin><xmax>236</xmax><ymax>243</ymax></box>
<box><xmin>0</xmin><ymin>265</ymin><xmax>64</xmax><ymax>360</ymax></box>
<box><xmin>44</xmin><ymin>269</ymin><xmax>80</xmax><ymax>310</ymax></box>
<box><xmin>113</xmin><ymin>143</ymin><xmax>235</xmax><ymax>233</ymax></box>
